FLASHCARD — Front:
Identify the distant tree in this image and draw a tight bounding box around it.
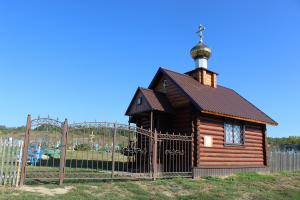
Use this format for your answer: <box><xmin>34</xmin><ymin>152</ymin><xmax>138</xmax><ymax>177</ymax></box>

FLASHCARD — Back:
<box><xmin>268</xmin><ymin>136</ymin><xmax>300</xmax><ymax>151</ymax></box>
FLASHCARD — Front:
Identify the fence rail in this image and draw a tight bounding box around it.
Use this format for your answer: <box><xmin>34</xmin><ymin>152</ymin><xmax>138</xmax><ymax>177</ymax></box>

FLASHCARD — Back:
<box><xmin>269</xmin><ymin>151</ymin><xmax>300</xmax><ymax>172</ymax></box>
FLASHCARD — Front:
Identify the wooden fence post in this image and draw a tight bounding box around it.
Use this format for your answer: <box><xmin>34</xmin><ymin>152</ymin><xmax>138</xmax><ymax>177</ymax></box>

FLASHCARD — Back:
<box><xmin>59</xmin><ymin>119</ymin><xmax>68</xmax><ymax>185</ymax></box>
<box><xmin>4</xmin><ymin>139</ymin><xmax>12</xmax><ymax>186</ymax></box>
<box><xmin>111</xmin><ymin>123</ymin><xmax>117</xmax><ymax>178</ymax></box>
<box><xmin>15</xmin><ymin>141</ymin><xmax>23</xmax><ymax>187</ymax></box>
<box><xmin>19</xmin><ymin>114</ymin><xmax>31</xmax><ymax>187</ymax></box>
<box><xmin>269</xmin><ymin>152</ymin><xmax>273</xmax><ymax>173</ymax></box>
<box><xmin>298</xmin><ymin>152</ymin><xmax>300</xmax><ymax>171</ymax></box>
<box><xmin>0</xmin><ymin>139</ymin><xmax>6</xmax><ymax>185</ymax></box>
<box><xmin>152</xmin><ymin>130</ymin><xmax>158</xmax><ymax>180</ymax></box>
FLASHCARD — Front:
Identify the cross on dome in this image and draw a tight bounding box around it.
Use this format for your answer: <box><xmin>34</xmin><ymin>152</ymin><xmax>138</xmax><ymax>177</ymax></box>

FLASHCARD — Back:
<box><xmin>196</xmin><ymin>24</ymin><xmax>205</xmax><ymax>44</ymax></box>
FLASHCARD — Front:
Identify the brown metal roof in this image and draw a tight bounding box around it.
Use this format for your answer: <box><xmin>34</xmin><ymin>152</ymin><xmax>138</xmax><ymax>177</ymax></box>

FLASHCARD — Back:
<box><xmin>140</xmin><ymin>88</ymin><xmax>174</xmax><ymax>113</ymax></box>
<box><xmin>125</xmin><ymin>87</ymin><xmax>173</xmax><ymax>115</ymax></box>
<box><xmin>149</xmin><ymin>68</ymin><xmax>277</xmax><ymax>125</ymax></box>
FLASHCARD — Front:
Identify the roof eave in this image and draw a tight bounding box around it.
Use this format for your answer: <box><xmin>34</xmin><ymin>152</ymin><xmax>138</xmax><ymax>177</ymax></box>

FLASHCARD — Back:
<box><xmin>201</xmin><ymin>110</ymin><xmax>278</xmax><ymax>126</ymax></box>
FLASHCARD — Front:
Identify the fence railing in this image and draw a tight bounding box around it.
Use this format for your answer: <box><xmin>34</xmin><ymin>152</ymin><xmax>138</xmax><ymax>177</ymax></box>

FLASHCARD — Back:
<box><xmin>0</xmin><ymin>137</ymin><xmax>23</xmax><ymax>187</ymax></box>
<box><xmin>269</xmin><ymin>151</ymin><xmax>300</xmax><ymax>172</ymax></box>
<box><xmin>16</xmin><ymin>115</ymin><xmax>194</xmax><ymax>186</ymax></box>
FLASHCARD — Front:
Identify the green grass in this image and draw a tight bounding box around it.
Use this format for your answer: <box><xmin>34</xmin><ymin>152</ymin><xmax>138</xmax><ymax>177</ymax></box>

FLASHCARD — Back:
<box><xmin>1</xmin><ymin>171</ymin><xmax>300</xmax><ymax>200</ymax></box>
<box><xmin>66</xmin><ymin>150</ymin><xmax>128</xmax><ymax>161</ymax></box>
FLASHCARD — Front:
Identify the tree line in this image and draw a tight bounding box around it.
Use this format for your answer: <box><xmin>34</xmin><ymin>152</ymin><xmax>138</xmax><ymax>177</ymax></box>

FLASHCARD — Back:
<box><xmin>1</xmin><ymin>125</ymin><xmax>299</xmax><ymax>151</ymax></box>
<box><xmin>268</xmin><ymin>136</ymin><xmax>300</xmax><ymax>151</ymax></box>
<box><xmin>0</xmin><ymin>125</ymin><xmax>25</xmax><ymax>135</ymax></box>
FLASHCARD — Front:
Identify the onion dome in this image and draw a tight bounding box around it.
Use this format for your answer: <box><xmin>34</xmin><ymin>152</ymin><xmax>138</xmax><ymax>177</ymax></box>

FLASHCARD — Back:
<box><xmin>190</xmin><ymin>43</ymin><xmax>211</xmax><ymax>59</ymax></box>
<box><xmin>190</xmin><ymin>24</ymin><xmax>212</xmax><ymax>60</ymax></box>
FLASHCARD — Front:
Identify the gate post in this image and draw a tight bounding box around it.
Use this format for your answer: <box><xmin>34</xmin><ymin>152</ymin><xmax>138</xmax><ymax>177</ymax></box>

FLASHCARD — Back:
<box><xmin>152</xmin><ymin>130</ymin><xmax>158</xmax><ymax>180</ymax></box>
<box><xmin>59</xmin><ymin>119</ymin><xmax>68</xmax><ymax>185</ymax></box>
<box><xmin>111</xmin><ymin>123</ymin><xmax>117</xmax><ymax>178</ymax></box>
<box><xmin>19</xmin><ymin>114</ymin><xmax>31</xmax><ymax>187</ymax></box>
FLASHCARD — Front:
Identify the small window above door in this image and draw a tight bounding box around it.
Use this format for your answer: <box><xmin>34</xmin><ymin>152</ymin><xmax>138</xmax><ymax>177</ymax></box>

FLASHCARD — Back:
<box><xmin>137</xmin><ymin>97</ymin><xmax>142</xmax><ymax>105</ymax></box>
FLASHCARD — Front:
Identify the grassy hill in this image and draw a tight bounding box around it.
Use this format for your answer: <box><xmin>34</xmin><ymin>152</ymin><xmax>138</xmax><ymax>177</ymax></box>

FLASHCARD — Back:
<box><xmin>0</xmin><ymin>126</ymin><xmax>25</xmax><ymax>138</ymax></box>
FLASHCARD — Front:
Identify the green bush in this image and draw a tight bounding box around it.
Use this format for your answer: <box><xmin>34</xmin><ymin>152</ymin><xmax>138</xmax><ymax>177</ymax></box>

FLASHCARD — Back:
<box><xmin>74</xmin><ymin>144</ymin><xmax>92</xmax><ymax>151</ymax></box>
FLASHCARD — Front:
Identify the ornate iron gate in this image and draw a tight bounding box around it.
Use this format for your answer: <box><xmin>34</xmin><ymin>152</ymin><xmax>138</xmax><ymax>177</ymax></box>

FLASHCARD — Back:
<box><xmin>19</xmin><ymin>115</ymin><xmax>193</xmax><ymax>185</ymax></box>
<box><xmin>20</xmin><ymin>116</ymin><xmax>65</xmax><ymax>183</ymax></box>
<box><xmin>156</xmin><ymin>133</ymin><xmax>193</xmax><ymax>178</ymax></box>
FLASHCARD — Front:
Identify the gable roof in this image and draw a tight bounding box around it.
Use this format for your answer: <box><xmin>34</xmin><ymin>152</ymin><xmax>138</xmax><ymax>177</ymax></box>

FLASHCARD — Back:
<box><xmin>125</xmin><ymin>87</ymin><xmax>173</xmax><ymax>116</ymax></box>
<box><xmin>149</xmin><ymin>68</ymin><xmax>278</xmax><ymax>126</ymax></box>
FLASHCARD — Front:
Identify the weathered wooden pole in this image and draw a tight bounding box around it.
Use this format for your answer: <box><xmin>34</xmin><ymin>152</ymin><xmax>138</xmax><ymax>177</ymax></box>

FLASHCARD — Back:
<box><xmin>150</xmin><ymin>111</ymin><xmax>153</xmax><ymax>133</ymax></box>
<box><xmin>59</xmin><ymin>119</ymin><xmax>68</xmax><ymax>185</ymax></box>
<box><xmin>19</xmin><ymin>114</ymin><xmax>31</xmax><ymax>187</ymax></box>
<box><xmin>150</xmin><ymin>111</ymin><xmax>154</xmax><ymax>172</ymax></box>
<box><xmin>0</xmin><ymin>139</ymin><xmax>7</xmax><ymax>185</ymax></box>
<box><xmin>15</xmin><ymin>140</ymin><xmax>23</xmax><ymax>187</ymax></box>
<box><xmin>152</xmin><ymin>129</ymin><xmax>158</xmax><ymax>180</ymax></box>
<box><xmin>111</xmin><ymin>123</ymin><xmax>117</xmax><ymax>178</ymax></box>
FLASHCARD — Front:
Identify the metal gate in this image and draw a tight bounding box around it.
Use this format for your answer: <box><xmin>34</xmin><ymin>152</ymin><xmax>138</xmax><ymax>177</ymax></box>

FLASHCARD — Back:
<box><xmin>20</xmin><ymin>116</ymin><xmax>66</xmax><ymax>184</ymax></box>
<box><xmin>156</xmin><ymin>133</ymin><xmax>193</xmax><ymax>178</ymax></box>
<box><xmin>19</xmin><ymin>115</ymin><xmax>193</xmax><ymax>185</ymax></box>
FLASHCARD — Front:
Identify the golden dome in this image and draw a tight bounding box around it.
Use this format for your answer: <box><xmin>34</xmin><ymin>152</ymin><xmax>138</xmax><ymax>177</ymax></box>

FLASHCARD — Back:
<box><xmin>190</xmin><ymin>42</ymin><xmax>211</xmax><ymax>59</ymax></box>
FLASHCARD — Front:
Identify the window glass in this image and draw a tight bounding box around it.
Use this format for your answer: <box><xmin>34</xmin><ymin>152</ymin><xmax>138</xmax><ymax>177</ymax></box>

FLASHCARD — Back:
<box><xmin>225</xmin><ymin>122</ymin><xmax>243</xmax><ymax>145</ymax></box>
<box><xmin>137</xmin><ymin>97</ymin><xmax>142</xmax><ymax>105</ymax></box>
<box><xmin>233</xmin><ymin>125</ymin><xmax>242</xmax><ymax>144</ymax></box>
<box><xmin>225</xmin><ymin>123</ymin><xmax>233</xmax><ymax>143</ymax></box>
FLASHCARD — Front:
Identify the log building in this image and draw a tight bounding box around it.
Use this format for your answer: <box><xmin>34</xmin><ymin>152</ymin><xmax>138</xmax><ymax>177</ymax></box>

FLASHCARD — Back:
<box><xmin>125</xmin><ymin>26</ymin><xmax>277</xmax><ymax>176</ymax></box>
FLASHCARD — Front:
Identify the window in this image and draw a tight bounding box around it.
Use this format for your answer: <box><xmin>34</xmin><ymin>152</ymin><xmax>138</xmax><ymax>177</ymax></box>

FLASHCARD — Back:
<box><xmin>163</xmin><ymin>79</ymin><xmax>168</xmax><ymax>89</ymax></box>
<box><xmin>224</xmin><ymin>122</ymin><xmax>244</xmax><ymax>145</ymax></box>
<box><xmin>137</xmin><ymin>97</ymin><xmax>142</xmax><ymax>105</ymax></box>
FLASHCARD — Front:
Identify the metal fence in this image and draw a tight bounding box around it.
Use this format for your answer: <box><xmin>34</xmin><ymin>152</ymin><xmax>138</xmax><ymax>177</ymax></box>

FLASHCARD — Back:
<box><xmin>0</xmin><ymin>137</ymin><xmax>23</xmax><ymax>186</ymax></box>
<box><xmin>2</xmin><ymin>115</ymin><xmax>300</xmax><ymax>187</ymax></box>
<box><xmin>17</xmin><ymin>115</ymin><xmax>193</xmax><ymax>186</ymax></box>
<box><xmin>269</xmin><ymin>151</ymin><xmax>300</xmax><ymax>172</ymax></box>
<box><xmin>64</xmin><ymin>121</ymin><xmax>153</xmax><ymax>180</ymax></box>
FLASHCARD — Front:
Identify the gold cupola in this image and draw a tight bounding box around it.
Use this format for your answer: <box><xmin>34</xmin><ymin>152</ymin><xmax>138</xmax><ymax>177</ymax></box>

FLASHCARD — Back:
<box><xmin>190</xmin><ymin>43</ymin><xmax>211</xmax><ymax>60</ymax></box>
<box><xmin>190</xmin><ymin>25</ymin><xmax>211</xmax><ymax>69</ymax></box>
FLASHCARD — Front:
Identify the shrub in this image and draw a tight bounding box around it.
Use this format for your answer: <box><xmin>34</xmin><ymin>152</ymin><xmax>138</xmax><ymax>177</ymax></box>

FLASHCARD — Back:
<box><xmin>74</xmin><ymin>144</ymin><xmax>92</xmax><ymax>151</ymax></box>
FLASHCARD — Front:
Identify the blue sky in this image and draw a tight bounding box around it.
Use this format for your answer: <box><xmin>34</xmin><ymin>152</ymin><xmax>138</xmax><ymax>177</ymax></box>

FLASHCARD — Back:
<box><xmin>0</xmin><ymin>0</ymin><xmax>299</xmax><ymax>137</ymax></box>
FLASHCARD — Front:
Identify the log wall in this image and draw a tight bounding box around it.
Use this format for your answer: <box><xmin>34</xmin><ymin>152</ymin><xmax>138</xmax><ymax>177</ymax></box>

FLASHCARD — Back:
<box><xmin>136</xmin><ymin>106</ymin><xmax>194</xmax><ymax>135</ymax></box>
<box><xmin>136</xmin><ymin>114</ymin><xmax>151</xmax><ymax>130</ymax></box>
<box><xmin>171</xmin><ymin>105</ymin><xmax>194</xmax><ymax>134</ymax></box>
<box><xmin>197</xmin><ymin>114</ymin><xmax>266</xmax><ymax>167</ymax></box>
<box><xmin>154</xmin><ymin>76</ymin><xmax>190</xmax><ymax>107</ymax></box>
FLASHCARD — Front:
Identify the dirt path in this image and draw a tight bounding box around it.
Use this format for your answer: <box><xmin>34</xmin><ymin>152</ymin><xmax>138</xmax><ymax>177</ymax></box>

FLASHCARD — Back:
<box><xmin>20</xmin><ymin>186</ymin><xmax>74</xmax><ymax>196</ymax></box>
